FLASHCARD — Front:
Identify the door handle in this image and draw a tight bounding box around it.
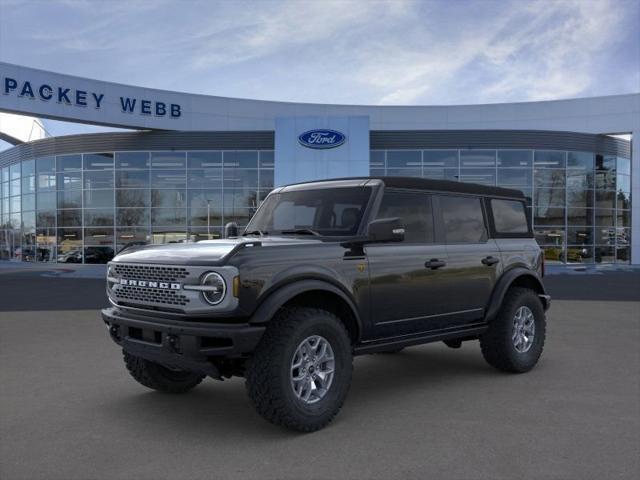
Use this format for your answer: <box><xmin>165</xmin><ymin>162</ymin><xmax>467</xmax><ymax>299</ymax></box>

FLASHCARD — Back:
<box><xmin>425</xmin><ymin>259</ymin><xmax>446</xmax><ymax>269</ymax></box>
<box><xmin>481</xmin><ymin>256</ymin><xmax>500</xmax><ymax>266</ymax></box>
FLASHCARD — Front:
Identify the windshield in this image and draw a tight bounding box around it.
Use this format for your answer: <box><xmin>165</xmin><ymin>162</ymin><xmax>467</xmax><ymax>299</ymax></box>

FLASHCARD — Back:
<box><xmin>245</xmin><ymin>187</ymin><xmax>372</xmax><ymax>237</ymax></box>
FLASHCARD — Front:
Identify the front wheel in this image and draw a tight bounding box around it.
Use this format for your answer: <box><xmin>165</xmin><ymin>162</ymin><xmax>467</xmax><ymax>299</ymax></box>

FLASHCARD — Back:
<box><xmin>245</xmin><ymin>307</ymin><xmax>353</xmax><ymax>432</ymax></box>
<box><xmin>479</xmin><ymin>287</ymin><xmax>546</xmax><ymax>373</ymax></box>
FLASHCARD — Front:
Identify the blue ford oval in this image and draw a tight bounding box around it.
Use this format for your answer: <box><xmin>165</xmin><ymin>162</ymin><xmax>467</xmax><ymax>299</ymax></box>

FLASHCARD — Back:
<box><xmin>298</xmin><ymin>129</ymin><xmax>346</xmax><ymax>149</ymax></box>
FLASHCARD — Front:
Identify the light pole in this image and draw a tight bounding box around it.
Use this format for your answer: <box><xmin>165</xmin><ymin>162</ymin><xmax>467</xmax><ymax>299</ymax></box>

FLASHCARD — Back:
<box><xmin>207</xmin><ymin>200</ymin><xmax>211</xmax><ymax>237</ymax></box>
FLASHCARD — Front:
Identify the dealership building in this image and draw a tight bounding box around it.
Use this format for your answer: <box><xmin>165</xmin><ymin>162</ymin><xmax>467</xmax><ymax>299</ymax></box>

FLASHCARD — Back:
<box><xmin>0</xmin><ymin>62</ymin><xmax>638</xmax><ymax>265</ymax></box>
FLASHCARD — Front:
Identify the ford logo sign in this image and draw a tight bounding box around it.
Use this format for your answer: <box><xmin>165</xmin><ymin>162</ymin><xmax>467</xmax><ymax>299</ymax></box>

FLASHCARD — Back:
<box><xmin>298</xmin><ymin>129</ymin><xmax>346</xmax><ymax>149</ymax></box>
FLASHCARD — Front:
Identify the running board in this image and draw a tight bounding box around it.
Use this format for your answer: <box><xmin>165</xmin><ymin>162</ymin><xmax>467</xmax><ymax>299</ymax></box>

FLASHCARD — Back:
<box><xmin>353</xmin><ymin>324</ymin><xmax>488</xmax><ymax>355</ymax></box>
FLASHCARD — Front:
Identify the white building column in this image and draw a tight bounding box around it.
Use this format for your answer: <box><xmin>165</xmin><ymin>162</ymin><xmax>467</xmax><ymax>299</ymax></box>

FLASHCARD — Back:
<box><xmin>631</xmin><ymin>129</ymin><xmax>639</xmax><ymax>265</ymax></box>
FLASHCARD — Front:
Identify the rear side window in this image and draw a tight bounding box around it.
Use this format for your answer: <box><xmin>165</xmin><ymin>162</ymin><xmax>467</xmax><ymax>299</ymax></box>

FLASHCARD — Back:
<box><xmin>376</xmin><ymin>191</ymin><xmax>434</xmax><ymax>243</ymax></box>
<box><xmin>439</xmin><ymin>195</ymin><xmax>487</xmax><ymax>243</ymax></box>
<box><xmin>491</xmin><ymin>199</ymin><xmax>529</xmax><ymax>234</ymax></box>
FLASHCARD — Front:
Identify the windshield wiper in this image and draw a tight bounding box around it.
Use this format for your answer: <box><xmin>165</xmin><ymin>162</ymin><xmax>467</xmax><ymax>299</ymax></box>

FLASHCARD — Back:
<box><xmin>242</xmin><ymin>229</ymin><xmax>268</xmax><ymax>236</ymax></box>
<box><xmin>280</xmin><ymin>228</ymin><xmax>321</xmax><ymax>236</ymax></box>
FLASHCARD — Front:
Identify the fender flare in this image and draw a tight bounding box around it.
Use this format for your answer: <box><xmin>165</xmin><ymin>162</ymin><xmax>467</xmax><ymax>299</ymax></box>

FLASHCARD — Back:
<box><xmin>485</xmin><ymin>268</ymin><xmax>548</xmax><ymax>323</ymax></box>
<box><xmin>248</xmin><ymin>278</ymin><xmax>363</xmax><ymax>340</ymax></box>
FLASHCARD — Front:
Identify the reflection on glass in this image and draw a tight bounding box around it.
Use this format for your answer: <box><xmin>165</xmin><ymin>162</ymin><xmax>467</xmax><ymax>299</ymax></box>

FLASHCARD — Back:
<box><xmin>259</xmin><ymin>151</ymin><xmax>275</xmax><ymax>168</ymax></box>
<box><xmin>151</xmin><ymin>170</ymin><xmax>186</xmax><ymax>189</ymax></box>
<box><xmin>497</xmin><ymin>169</ymin><xmax>531</xmax><ymax>186</ymax></box>
<box><xmin>84</xmin><ymin>227</ymin><xmax>114</xmax><ymax>245</ymax></box>
<box><xmin>57</xmin><ymin>209</ymin><xmax>82</xmax><ymax>227</ymax></box>
<box><xmin>116</xmin><ymin>152</ymin><xmax>149</xmax><ymax>169</ymax></box>
<box><xmin>58</xmin><ymin>171</ymin><xmax>82</xmax><ymax>190</ymax></box>
<box><xmin>423</xmin><ymin>150</ymin><xmax>458</xmax><ymax>168</ymax></box>
<box><xmin>458</xmin><ymin>169</ymin><xmax>495</xmax><ymax>185</ymax></box>
<box><xmin>151</xmin><ymin>189</ymin><xmax>186</xmax><ymax>208</ymax></box>
<box><xmin>150</xmin><ymin>152</ymin><xmax>186</xmax><ymax>169</ymax></box>
<box><xmin>84</xmin><ymin>246</ymin><xmax>114</xmax><ymax>264</ymax></box>
<box><xmin>387</xmin><ymin>151</ymin><xmax>421</xmax><ymax>168</ymax></box>
<box><xmin>188</xmin><ymin>151</ymin><xmax>222</xmax><ymax>169</ymax></box>
<box><xmin>567</xmin><ymin>151</ymin><xmax>594</xmax><ymax>169</ymax></box>
<box><xmin>57</xmin><ymin>155</ymin><xmax>82</xmax><ymax>171</ymax></box>
<box><xmin>534</xmin><ymin>151</ymin><xmax>565</xmax><ymax>168</ymax></box>
<box><xmin>83</xmin><ymin>153</ymin><xmax>114</xmax><ymax>170</ymax></box>
<box><xmin>116</xmin><ymin>170</ymin><xmax>149</xmax><ymax>188</ymax></box>
<box><xmin>567</xmin><ymin>227</ymin><xmax>593</xmax><ymax>244</ymax></box>
<box><xmin>534</xmin><ymin>206</ymin><xmax>564</xmax><ymax>225</ymax></box>
<box><xmin>224</xmin><ymin>151</ymin><xmax>258</xmax><ymax>168</ymax></box>
<box><xmin>151</xmin><ymin>208</ymin><xmax>187</xmax><ymax>227</ymax></box>
<box><xmin>534</xmin><ymin>169</ymin><xmax>565</xmax><ymax>187</ymax></box>
<box><xmin>84</xmin><ymin>209</ymin><xmax>114</xmax><ymax>226</ymax></box>
<box><xmin>534</xmin><ymin>188</ymin><xmax>565</xmax><ymax>207</ymax></box>
<box><xmin>84</xmin><ymin>170</ymin><xmax>114</xmax><ymax>189</ymax></box>
<box><xmin>58</xmin><ymin>190</ymin><xmax>82</xmax><ymax>209</ymax></box>
<box><xmin>117</xmin><ymin>208</ymin><xmax>149</xmax><ymax>226</ymax></box>
<box><xmin>117</xmin><ymin>189</ymin><xmax>149</xmax><ymax>208</ymax></box>
<box><xmin>36</xmin><ymin>157</ymin><xmax>55</xmax><ymax>174</ymax></box>
<box><xmin>57</xmin><ymin>228</ymin><xmax>83</xmax><ymax>263</ymax></box>
<box><xmin>460</xmin><ymin>150</ymin><xmax>495</xmax><ymax>167</ymax></box>
<box><xmin>84</xmin><ymin>190</ymin><xmax>114</xmax><ymax>209</ymax></box>
<box><xmin>595</xmin><ymin>246</ymin><xmax>615</xmax><ymax>263</ymax></box>
<box><xmin>595</xmin><ymin>209</ymin><xmax>615</xmax><ymax>227</ymax></box>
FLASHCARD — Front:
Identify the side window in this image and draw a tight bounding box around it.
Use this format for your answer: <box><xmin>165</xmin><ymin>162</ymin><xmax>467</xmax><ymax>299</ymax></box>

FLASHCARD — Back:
<box><xmin>491</xmin><ymin>199</ymin><xmax>529</xmax><ymax>234</ymax></box>
<box><xmin>439</xmin><ymin>195</ymin><xmax>487</xmax><ymax>243</ymax></box>
<box><xmin>375</xmin><ymin>191</ymin><xmax>434</xmax><ymax>243</ymax></box>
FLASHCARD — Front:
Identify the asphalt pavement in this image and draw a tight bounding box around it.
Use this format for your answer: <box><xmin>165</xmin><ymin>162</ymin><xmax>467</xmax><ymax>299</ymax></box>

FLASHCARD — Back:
<box><xmin>0</xmin><ymin>267</ymin><xmax>639</xmax><ymax>479</ymax></box>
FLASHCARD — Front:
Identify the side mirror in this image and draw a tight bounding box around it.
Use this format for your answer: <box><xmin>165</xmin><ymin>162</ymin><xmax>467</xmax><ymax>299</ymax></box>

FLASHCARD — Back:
<box><xmin>366</xmin><ymin>217</ymin><xmax>405</xmax><ymax>243</ymax></box>
<box><xmin>224</xmin><ymin>222</ymin><xmax>239</xmax><ymax>238</ymax></box>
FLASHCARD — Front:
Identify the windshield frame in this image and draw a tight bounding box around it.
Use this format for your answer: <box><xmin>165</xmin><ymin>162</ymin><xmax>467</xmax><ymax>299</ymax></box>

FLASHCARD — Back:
<box><xmin>244</xmin><ymin>184</ymin><xmax>379</xmax><ymax>239</ymax></box>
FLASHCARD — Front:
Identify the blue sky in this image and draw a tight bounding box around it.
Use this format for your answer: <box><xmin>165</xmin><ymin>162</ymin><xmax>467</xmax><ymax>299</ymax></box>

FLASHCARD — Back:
<box><xmin>0</xmin><ymin>0</ymin><xmax>638</xmax><ymax>142</ymax></box>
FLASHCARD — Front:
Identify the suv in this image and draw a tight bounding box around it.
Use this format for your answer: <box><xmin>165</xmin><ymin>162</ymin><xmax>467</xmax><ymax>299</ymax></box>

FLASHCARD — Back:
<box><xmin>102</xmin><ymin>177</ymin><xmax>550</xmax><ymax>432</ymax></box>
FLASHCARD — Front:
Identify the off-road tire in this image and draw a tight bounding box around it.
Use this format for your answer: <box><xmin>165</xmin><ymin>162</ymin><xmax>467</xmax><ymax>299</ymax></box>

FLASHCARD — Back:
<box><xmin>123</xmin><ymin>350</ymin><xmax>205</xmax><ymax>393</ymax></box>
<box><xmin>479</xmin><ymin>287</ymin><xmax>546</xmax><ymax>373</ymax></box>
<box><xmin>245</xmin><ymin>307</ymin><xmax>353</xmax><ymax>432</ymax></box>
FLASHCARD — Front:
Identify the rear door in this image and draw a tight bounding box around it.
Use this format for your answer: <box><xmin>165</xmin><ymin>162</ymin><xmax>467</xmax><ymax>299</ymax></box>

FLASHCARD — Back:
<box><xmin>434</xmin><ymin>194</ymin><xmax>501</xmax><ymax>326</ymax></box>
<box><xmin>365</xmin><ymin>189</ymin><xmax>450</xmax><ymax>339</ymax></box>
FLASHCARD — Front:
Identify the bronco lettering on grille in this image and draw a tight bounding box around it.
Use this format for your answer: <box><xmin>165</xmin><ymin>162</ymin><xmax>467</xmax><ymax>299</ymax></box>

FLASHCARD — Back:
<box><xmin>119</xmin><ymin>279</ymin><xmax>181</xmax><ymax>290</ymax></box>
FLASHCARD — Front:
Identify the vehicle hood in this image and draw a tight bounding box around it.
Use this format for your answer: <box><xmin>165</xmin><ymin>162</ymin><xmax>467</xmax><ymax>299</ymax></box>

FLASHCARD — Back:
<box><xmin>112</xmin><ymin>236</ymin><xmax>325</xmax><ymax>266</ymax></box>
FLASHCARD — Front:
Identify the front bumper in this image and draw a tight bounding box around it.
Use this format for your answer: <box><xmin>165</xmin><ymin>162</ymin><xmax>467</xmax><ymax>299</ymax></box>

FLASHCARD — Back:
<box><xmin>102</xmin><ymin>307</ymin><xmax>265</xmax><ymax>377</ymax></box>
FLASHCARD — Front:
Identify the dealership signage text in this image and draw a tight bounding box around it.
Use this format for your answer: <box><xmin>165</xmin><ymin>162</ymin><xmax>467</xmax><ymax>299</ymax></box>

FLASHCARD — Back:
<box><xmin>2</xmin><ymin>76</ymin><xmax>181</xmax><ymax>118</ymax></box>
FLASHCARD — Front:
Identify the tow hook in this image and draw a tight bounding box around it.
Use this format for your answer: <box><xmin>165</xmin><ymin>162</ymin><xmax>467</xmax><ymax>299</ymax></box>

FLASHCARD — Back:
<box><xmin>167</xmin><ymin>334</ymin><xmax>179</xmax><ymax>352</ymax></box>
<box><xmin>109</xmin><ymin>325</ymin><xmax>121</xmax><ymax>341</ymax></box>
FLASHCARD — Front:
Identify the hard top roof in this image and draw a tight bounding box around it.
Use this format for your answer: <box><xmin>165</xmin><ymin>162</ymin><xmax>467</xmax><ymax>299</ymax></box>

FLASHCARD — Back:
<box><xmin>278</xmin><ymin>176</ymin><xmax>525</xmax><ymax>199</ymax></box>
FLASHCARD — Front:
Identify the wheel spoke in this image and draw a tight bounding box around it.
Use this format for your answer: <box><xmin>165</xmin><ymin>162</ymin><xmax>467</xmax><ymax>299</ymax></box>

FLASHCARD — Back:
<box><xmin>290</xmin><ymin>335</ymin><xmax>336</xmax><ymax>405</ymax></box>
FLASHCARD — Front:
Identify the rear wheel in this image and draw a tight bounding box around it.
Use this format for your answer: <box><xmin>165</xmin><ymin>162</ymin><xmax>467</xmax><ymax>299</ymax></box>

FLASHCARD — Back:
<box><xmin>479</xmin><ymin>287</ymin><xmax>546</xmax><ymax>373</ymax></box>
<box><xmin>245</xmin><ymin>307</ymin><xmax>353</xmax><ymax>432</ymax></box>
<box><xmin>123</xmin><ymin>351</ymin><xmax>205</xmax><ymax>393</ymax></box>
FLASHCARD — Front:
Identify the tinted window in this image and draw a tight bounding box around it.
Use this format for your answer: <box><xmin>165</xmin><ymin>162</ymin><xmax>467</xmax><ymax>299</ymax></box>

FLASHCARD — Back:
<box><xmin>376</xmin><ymin>191</ymin><xmax>433</xmax><ymax>243</ymax></box>
<box><xmin>491</xmin><ymin>199</ymin><xmax>529</xmax><ymax>234</ymax></box>
<box><xmin>439</xmin><ymin>195</ymin><xmax>486</xmax><ymax>243</ymax></box>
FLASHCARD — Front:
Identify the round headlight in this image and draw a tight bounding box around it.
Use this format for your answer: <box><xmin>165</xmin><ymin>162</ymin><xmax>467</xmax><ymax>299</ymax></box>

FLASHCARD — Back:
<box><xmin>201</xmin><ymin>272</ymin><xmax>226</xmax><ymax>305</ymax></box>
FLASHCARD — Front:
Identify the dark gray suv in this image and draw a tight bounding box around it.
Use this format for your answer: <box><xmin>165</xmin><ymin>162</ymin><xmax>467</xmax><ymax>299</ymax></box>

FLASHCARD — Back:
<box><xmin>102</xmin><ymin>177</ymin><xmax>550</xmax><ymax>432</ymax></box>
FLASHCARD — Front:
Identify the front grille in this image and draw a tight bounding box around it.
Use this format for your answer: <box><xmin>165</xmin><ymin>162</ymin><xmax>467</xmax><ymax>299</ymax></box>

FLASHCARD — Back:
<box><xmin>115</xmin><ymin>285</ymin><xmax>190</xmax><ymax>306</ymax></box>
<box><xmin>113</xmin><ymin>264</ymin><xmax>189</xmax><ymax>282</ymax></box>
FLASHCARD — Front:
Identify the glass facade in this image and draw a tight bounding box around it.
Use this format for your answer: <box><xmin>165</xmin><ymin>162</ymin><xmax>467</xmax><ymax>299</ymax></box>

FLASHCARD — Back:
<box><xmin>0</xmin><ymin>150</ymin><xmax>274</xmax><ymax>263</ymax></box>
<box><xmin>371</xmin><ymin>149</ymin><xmax>631</xmax><ymax>265</ymax></box>
<box><xmin>0</xmin><ymin>147</ymin><xmax>631</xmax><ymax>265</ymax></box>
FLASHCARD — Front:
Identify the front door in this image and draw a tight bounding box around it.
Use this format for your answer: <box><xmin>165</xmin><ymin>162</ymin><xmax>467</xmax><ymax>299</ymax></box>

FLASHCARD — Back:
<box><xmin>365</xmin><ymin>190</ymin><xmax>451</xmax><ymax>339</ymax></box>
